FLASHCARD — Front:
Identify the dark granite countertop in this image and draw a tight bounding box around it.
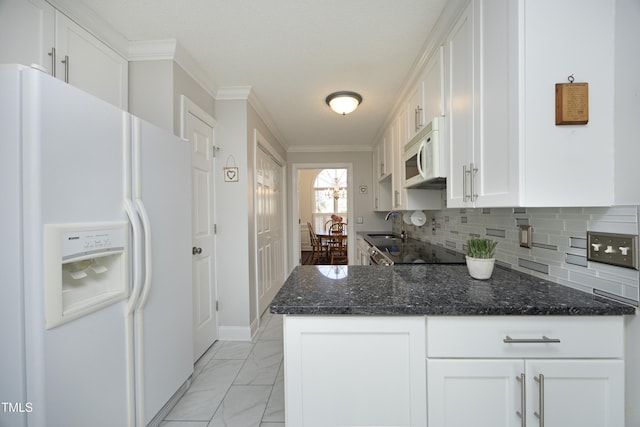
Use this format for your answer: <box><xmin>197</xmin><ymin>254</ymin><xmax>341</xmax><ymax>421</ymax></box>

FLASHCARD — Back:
<box><xmin>269</xmin><ymin>265</ymin><xmax>636</xmax><ymax>316</ymax></box>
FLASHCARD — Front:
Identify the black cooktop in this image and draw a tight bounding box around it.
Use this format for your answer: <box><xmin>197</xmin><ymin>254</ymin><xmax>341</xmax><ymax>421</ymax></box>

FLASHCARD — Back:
<box><xmin>364</xmin><ymin>235</ymin><xmax>466</xmax><ymax>264</ymax></box>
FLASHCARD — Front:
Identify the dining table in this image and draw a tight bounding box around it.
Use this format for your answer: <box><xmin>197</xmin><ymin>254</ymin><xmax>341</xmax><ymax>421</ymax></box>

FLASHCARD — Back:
<box><xmin>314</xmin><ymin>228</ymin><xmax>348</xmax><ymax>264</ymax></box>
<box><xmin>314</xmin><ymin>228</ymin><xmax>348</xmax><ymax>245</ymax></box>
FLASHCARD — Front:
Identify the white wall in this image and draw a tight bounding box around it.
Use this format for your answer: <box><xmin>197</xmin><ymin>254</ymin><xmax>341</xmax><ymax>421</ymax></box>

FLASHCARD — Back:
<box><xmin>214</xmin><ymin>98</ymin><xmax>251</xmax><ymax>339</ymax></box>
<box><xmin>128</xmin><ymin>60</ymin><xmax>215</xmax><ymax>136</ymax></box>
<box><xmin>614</xmin><ymin>0</ymin><xmax>640</xmax><ymax>206</ymax></box>
<box><xmin>215</xmin><ymin>96</ymin><xmax>288</xmax><ymax>339</ymax></box>
<box><xmin>128</xmin><ymin>60</ymin><xmax>174</xmax><ymax>131</ymax></box>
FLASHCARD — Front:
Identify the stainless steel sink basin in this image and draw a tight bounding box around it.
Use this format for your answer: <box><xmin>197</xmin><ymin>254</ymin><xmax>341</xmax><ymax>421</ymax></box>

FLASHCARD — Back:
<box><xmin>366</xmin><ymin>233</ymin><xmax>399</xmax><ymax>239</ymax></box>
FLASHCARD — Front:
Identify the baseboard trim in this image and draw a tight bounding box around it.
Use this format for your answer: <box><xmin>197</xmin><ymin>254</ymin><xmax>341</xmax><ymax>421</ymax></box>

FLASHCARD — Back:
<box><xmin>147</xmin><ymin>377</ymin><xmax>191</xmax><ymax>427</ymax></box>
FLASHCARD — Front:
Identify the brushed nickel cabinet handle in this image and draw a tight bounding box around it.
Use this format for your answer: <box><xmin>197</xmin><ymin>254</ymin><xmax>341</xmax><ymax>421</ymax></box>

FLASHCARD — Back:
<box><xmin>534</xmin><ymin>374</ymin><xmax>545</xmax><ymax>427</ymax></box>
<box><xmin>470</xmin><ymin>162</ymin><xmax>478</xmax><ymax>202</ymax></box>
<box><xmin>463</xmin><ymin>164</ymin><xmax>470</xmax><ymax>202</ymax></box>
<box><xmin>503</xmin><ymin>336</ymin><xmax>561</xmax><ymax>344</ymax></box>
<box><xmin>516</xmin><ymin>373</ymin><xmax>526</xmax><ymax>427</ymax></box>
<box><xmin>61</xmin><ymin>55</ymin><xmax>69</xmax><ymax>83</ymax></box>
<box><xmin>47</xmin><ymin>47</ymin><xmax>56</xmax><ymax>76</ymax></box>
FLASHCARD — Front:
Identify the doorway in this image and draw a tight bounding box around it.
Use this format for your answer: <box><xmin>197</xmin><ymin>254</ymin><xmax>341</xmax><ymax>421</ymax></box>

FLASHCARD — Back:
<box><xmin>292</xmin><ymin>163</ymin><xmax>354</xmax><ymax>267</ymax></box>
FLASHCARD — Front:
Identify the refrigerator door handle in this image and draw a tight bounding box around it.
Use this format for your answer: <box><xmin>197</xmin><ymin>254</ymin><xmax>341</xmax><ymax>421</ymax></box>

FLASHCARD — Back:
<box><xmin>125</xmin><ymin>199</ymin><xmax>143</xmax><ymax>314</ymax></box>
<box><xmin>135</xmin><ymin>198</ymin><xmax>153</xmax><ymax>310</ymax></box>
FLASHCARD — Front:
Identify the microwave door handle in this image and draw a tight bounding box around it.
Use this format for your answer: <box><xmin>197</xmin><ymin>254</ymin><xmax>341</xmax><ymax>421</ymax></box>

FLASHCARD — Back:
<box><xmin>417</xmin><ymin>142</ymin><xmax>426</xmax><ymax>178</ymax></box>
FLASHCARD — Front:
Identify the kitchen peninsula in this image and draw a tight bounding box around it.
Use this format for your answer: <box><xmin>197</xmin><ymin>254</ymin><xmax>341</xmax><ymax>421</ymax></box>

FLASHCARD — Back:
<box><xmin>270</xmin><ymin>265</ymin><xmax>634</xmax><ymax>427</ymax></box>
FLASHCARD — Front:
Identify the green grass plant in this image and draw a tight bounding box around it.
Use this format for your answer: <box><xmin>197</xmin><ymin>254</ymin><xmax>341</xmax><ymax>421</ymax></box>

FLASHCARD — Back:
<box><xmin>466</xmin><ymin>238</ymin><xmax>498</xmax><ymax>259</ymax></box>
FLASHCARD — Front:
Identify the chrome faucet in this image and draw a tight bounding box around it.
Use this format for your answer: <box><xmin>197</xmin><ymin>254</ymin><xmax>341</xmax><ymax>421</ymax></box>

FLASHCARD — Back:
<box><xmin>385</xmin><ymin>210</ymin><xmax>401</xmax><ymax>221</ymax></box>
<box><xmin>385</xmin><ymin>211</ymin><xmax>407</xmax><ymax>241</ymax></box>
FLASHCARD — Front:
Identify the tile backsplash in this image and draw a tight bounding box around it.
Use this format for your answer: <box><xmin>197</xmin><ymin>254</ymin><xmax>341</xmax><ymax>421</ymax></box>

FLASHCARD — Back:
<box><xmin>393</xmin><ymin>205</ymin><xmax>640</xmax><ymax>305</ymax></box>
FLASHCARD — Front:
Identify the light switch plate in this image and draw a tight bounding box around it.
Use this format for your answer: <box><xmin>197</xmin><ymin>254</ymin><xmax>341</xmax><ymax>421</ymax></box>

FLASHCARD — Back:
<box><xmin>587</xmin><ymin>231</ymin><xmax>638</xmax><ymax>270</ymax></box>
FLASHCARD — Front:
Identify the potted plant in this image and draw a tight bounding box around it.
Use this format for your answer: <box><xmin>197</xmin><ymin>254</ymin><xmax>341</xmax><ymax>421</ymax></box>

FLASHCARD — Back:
<box><xmin>465</xmin><ymin>238</ymin><xmax>498</xmax><ymax>280</ymax></box>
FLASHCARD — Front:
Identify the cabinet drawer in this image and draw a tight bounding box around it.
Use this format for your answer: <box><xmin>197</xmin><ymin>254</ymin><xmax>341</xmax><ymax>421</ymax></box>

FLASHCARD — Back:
<box><xmin>427</xmin><ymin>316</ymin><xmax>623</xmax><ymax>358</ymax></box>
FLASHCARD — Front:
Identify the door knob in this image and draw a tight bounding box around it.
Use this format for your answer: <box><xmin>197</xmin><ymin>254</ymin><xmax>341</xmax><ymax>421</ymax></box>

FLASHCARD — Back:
<box><xmin>192</xmin><ymin>246</ymin><xmax>202</xmax><ymax>255</ymax></box>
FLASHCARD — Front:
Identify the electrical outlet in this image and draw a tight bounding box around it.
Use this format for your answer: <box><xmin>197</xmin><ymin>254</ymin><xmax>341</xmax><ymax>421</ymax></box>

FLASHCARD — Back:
<box><xmin>519</xmin><ymin>225</ymin><xmax>532</xmax><ymax>248</ymax></box>
<box><xmin>586</xmin><ymin>231</ymin><xmax>638</xmax><ymax>270</ymax></box>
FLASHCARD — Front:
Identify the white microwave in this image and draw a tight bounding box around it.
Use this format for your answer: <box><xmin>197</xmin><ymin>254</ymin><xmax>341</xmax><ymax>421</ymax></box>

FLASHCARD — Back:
<box><xmin>403</xmin><ymin>117</ymin><xmax>445</xmax><ymax>189</ymax></box>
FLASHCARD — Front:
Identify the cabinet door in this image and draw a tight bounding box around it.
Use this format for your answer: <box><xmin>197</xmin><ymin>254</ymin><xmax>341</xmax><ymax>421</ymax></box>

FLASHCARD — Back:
<box><xmin>428</xmin><ymin>359</ymin><xmax>523</xmax><ymax>427</ymax></box>
<box><xmin>0</xmin><ymin>0</ymin><xmax>54</xmax><ymax>74</ymax></box>
<box><xmin>407</xmin><ymin>83</ymin><xmax>424</xmax><ymax>142</ymax></box>
<box><xmin>422</xmin><ymin>46</ymin><xmax>444</xmax><ymax>123</ymax></box>
<box><xmin>474</xmin><ymin>0</ymin><xmax>519</xmax><ymax>207</ymax></box>
<box><xmin>393</xmin><ymin>109</ymin><xmax>406</xmax><ymax>209</ymax></box>
<box><xmin>284</xmin><ymin>316</ymin><xmax>427</xmax><ymax>427</ymax></box>
<box><xmin>446</xmin><ymin>1</ymin><xmax>474</xmax><ymax>208</ymax></box>
<box><xmin>55</xmin><ymin>12</ymin><xmax>128</xmax><ymax>109</ymax></box>
<box><xmin>525</xmin><ymin>360</ymin><xmax>624</xmax><ymax>427</ymax></box>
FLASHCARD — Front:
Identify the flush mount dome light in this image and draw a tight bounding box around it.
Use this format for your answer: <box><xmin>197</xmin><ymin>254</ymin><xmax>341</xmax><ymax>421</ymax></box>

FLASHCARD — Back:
<box><xmin>325</xmin><ymin>91</ymin><xmax>363</xmax><ymax>115</ymax></box>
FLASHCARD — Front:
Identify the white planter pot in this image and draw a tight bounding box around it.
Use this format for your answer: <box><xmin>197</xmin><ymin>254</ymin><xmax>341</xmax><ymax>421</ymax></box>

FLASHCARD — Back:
<box><xmin>465</xmin><ymin>256</ymin><xmax>495</xmax><ymax>280</ymax></box>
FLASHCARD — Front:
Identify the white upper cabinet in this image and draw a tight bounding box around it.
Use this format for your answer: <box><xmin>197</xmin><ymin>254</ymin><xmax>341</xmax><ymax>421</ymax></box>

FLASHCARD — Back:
<box><xmin>0</xmin><ymin>0</ymin><xmax>55</xmax><ymax>73</ymax></box>
<box><xmin>446</xmin><ymin>0</ymin><xmax>616</xmax><ymax>208</ymax></box>
<box><xmin>0</xmin><ymin>0</ymin><xmax>128</xmax><ymax>109</ymax></box>
<box><xmin>407</xmin><ymin>47</ymin><xmax>445</xmax><ymax>145</ymax></box>
<box><xmin>421</xmin><ymin>46</ymin><xmax>445</xmax><ymax>127</ymax></box>
<box><xmin>55</xmin><ymin>13</ymin><xmax>128</xmax><ymax>109</ymax></box>
<box><xmin>445</xmin><ymin>1</ymin><xmax>476</xmax><ymax>208</ymax></box>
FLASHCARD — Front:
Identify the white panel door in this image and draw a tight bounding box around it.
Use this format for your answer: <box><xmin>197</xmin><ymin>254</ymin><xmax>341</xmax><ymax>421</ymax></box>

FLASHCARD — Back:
<box><xmin>428</xmin><ymin>359</ymin><xmax>523</xmax><ymax>427</ymax></box>
<box><xmin>256</xmin><ymin>144</ymin><xmax>284</xmax><ymax>315</ymax></box>
<box><xmin>185</xmin><ymin>104</ymin><xmax>218</xmax><ymax>362</ymax></box>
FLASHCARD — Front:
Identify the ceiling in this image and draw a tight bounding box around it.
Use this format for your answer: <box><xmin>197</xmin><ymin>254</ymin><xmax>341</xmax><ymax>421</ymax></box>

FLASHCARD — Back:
<box><xmin>68</xmin><ymin>0</ymin><xmax>448</xmax><ymax>151</ymax></box>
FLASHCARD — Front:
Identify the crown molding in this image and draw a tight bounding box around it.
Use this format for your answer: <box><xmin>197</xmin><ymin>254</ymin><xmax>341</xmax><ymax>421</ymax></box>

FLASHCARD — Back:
<box><xmin>128</xmin><ymin>39</ymin><xmax>216</xmax><ymax>97</ymax></box>
<box><xmin>127</xmin><ymin>39</ymin><xmax>177</xmax><ymax>61</ymax></box>
<box><xmin>215</xmin><ymin>86</ymin><xmax>252</xmax><ymax>100</ymax></box>
<box><xmin>287</xmin><ymin>144</ymin><xmax>373</xmax><ymax>153</ymax></box>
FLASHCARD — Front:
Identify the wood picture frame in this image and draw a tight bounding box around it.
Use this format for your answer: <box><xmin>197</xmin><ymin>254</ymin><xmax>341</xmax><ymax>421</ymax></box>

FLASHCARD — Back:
<box><xmin>555</xmin><ymin>82</ymin><xmax>589</xmax><ymax>125</ymax></box>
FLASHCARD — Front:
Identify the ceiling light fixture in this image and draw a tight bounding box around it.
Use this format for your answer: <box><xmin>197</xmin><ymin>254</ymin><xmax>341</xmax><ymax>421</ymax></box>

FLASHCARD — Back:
<box><xmin>325</xmin><ymin>91</ymin><xmax>363</xmax><ymax>115</ymax></box>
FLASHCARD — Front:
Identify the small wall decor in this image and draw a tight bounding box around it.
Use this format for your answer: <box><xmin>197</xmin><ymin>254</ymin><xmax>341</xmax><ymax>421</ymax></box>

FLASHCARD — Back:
<box><xmin>224</xmin><ymin>155</ymin><xmax>239</xmax><ymax>182</ymax></box>
<box><xmin>555</xmin><ymin>74</ymin><xmax>589</xmax><ymax>125</ymax></box>
<box><xmin>359</xmin><ymin>185</ymin><xmax>368</xmax><ymax>194</ymax></box>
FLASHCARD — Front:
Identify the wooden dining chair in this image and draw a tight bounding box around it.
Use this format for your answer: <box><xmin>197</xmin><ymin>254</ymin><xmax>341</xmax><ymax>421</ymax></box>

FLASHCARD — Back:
<box><xmin>307</xmin><ymin>221</ymin><xmax>327</xmax><ymax>264</ymax></box>
<box><xmin>328</xmin><ymin>222</ymin><xmax>348</xmax><ymax>264</ymax></box>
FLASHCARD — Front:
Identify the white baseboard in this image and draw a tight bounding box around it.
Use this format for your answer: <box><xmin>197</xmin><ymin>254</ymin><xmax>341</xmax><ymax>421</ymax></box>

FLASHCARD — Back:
<box><xmin>147</xmin><ymin>378</ymin><xmax>191</xmax><ymax>427</ymax></box>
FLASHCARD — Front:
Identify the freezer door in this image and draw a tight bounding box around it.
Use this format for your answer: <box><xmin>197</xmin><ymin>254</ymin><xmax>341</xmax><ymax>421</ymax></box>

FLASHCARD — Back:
<box><xmin>19</xmin><ymin>66</ymin><xmax>130</xmax><ymax>427</ymax></box>
<box><xmin>132</xmin><ymin>117</ymin><xmax>193</xmax><ymax>425</ymax></box>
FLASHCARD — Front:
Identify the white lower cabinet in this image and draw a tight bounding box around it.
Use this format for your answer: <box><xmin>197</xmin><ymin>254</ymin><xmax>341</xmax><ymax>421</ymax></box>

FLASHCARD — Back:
<box><xmin>428</xmin><ymin>359</ymin><xmax>624</xmax><ymax>427</ymax></box>
<box><xmin>427</xmin><ymin>316</ymin><xmax>625</xmax><ymax>427</ymax></box>
<box><xmin>283</xmin><ymin>316</ymin><xmax>426</xmax><ymax>427</ymax></box>
<box><xmin>282</xmin><ymin>315</ymin><xmax>625</xmax><ymax>427</ymax></box>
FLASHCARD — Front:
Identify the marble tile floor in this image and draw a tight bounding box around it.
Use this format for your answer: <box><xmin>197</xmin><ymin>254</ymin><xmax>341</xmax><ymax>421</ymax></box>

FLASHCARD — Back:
<box><xmin>161</xmin><ymin>311</ymin><xmax>284</xmax><ymax>427</ymax></box>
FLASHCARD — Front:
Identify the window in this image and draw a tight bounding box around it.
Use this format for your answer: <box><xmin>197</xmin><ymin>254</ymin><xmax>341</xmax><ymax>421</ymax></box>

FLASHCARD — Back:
<box><xmin>312</xmin><ymin>168</ymin><xmax>347</xmax><ymax>231</ymax></box>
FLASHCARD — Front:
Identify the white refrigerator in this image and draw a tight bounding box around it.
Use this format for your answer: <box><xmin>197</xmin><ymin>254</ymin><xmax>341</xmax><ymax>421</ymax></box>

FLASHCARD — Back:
<box><xmin>0</xmin><ymin>64</ymin><xmax>193</xmax><ymax>427</ymax></box>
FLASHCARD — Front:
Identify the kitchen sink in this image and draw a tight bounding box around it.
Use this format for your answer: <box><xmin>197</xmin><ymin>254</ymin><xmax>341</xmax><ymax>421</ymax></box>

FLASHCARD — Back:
<box><xmin>366</xmin><ymin>233</ymin><xmax>400</xmax><ymax>239</ymax></box>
